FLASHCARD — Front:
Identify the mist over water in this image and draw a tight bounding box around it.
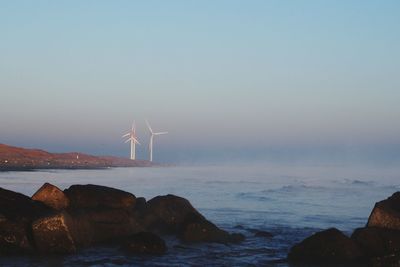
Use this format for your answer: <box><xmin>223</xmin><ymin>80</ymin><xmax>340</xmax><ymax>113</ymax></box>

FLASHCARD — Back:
<box><xmin>0</xmin><ymin>160</ymin><xmax>399</xmax><ymax>266</ymax></box>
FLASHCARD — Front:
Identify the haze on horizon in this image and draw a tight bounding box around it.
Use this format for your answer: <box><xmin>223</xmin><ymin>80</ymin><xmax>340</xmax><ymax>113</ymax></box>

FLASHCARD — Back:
<box><xmin>1</xmin><ymin>1</ymin><xmax>399</xmax><ymax>163</ymax></box>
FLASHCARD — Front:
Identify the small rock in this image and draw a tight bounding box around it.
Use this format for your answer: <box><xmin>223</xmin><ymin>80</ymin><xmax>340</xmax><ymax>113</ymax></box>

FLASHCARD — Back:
<box><xmin>32</xmin><ymin>183</ymin><xmax>69</xmax><ymax>210</ymax></box>
<box><xmin>64</xmin><ymin>184</ymin><xmax>136</xmax><ymax>209</ymax></box>
<box><xmin>288</xmin><ymin>228</ymin><xmax>363</xmax><ymax>264</ymax></box>
<box><xmin>122</xmin><ymin>232</ymin><xmax>167</xmax><ymax>255</ymax></box>
<box><xmin>32</xmin><ymin>212</ymin><xmax>77</xmax><ymax>254</ymax></box>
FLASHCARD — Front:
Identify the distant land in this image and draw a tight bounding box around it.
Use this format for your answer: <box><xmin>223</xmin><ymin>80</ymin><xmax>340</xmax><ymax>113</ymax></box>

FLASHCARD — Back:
<box><xmin>0</xmin><ymin>144</ymin><xmax>154</xmax><ymax>171</ymax></box>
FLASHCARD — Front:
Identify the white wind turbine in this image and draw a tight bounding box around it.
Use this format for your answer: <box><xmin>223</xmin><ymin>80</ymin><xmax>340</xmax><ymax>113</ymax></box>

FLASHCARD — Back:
<box><xmin>145</xmin><ymin>120</ymin><xmax>168</xmax><ymax>162</ymax></box>
<box><xmin>122</xmin><ymin>122</ymin><xmax>140</xmax><ymax>160</ymax></box>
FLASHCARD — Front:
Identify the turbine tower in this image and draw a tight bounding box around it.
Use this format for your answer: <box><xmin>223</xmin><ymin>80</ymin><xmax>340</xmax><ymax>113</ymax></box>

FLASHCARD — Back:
<box><xmin>145</xmin><ymin>120</ymin><xmax>168</xmax><ymax>162</ymax></box>
<box><xmin>122</xmin><ymin>122</ymin><xmax>140</xmax><ymax>160</ymax></box>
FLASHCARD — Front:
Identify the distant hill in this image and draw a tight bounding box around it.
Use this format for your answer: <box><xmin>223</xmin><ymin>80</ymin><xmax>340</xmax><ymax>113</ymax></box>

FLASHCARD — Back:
<box><xmin>0</xmin><ymin>144</ymin><xmax>153</xmax><ymax>171</ymax></box>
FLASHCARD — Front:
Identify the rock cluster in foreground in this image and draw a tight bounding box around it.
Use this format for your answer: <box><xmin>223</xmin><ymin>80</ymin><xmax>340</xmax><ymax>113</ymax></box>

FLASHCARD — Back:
<box><xmin>288</xmin><ymin>191</ymin><xmax>400</xmax><ymax>266</ymax></box>
<box><xmin>0</xmin><ymin>183</ymin><xmax>244</xmax><ymax>255</ymax></box>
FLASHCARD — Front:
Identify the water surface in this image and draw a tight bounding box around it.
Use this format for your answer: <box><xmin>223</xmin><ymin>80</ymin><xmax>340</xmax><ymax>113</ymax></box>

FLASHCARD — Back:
<box><xmin>0</xmin><ymin>162</ymin><xmax>399</xmax><ymax>266</ymax></box>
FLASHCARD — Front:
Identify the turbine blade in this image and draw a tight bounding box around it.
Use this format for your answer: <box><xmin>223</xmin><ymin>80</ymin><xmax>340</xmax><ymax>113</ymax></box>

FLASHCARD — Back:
<box><xmin>122</xmin><ymin>133</ymin><xmax>130</xmax><ymax>138</ymax></box>
<box><xmin>124</xmin><ymin>139</ymin><xmax>132</xmax><ymax>143</ymax></box>
<box><xmin>154</xmin><ymin>131</ymin><xmax>168</xmax><ymax>135</ymax></box>
<box><xmin>145</xmin><ymin>119</ymin><xmax>153</xmax><ymax>134</ymax></box>
<box><xmin>134</xmin><ymin>138</ymin><xmax>141</xmax><ymax>145</ymax></box>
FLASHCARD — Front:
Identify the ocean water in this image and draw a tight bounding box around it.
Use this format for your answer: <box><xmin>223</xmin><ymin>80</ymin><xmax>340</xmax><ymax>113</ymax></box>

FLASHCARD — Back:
<box><xmin>0</xmin><ymin>162</ymin><xmax>399</xmax><ymax>266</ymax></box>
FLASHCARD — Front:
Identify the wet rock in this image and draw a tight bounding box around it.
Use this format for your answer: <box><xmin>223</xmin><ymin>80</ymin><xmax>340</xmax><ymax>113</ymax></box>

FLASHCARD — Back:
<box><xmin>32</xmin><ymin>183</ymin><xmax>69</xmax><ymax>210</ymax></box>
<box><xmin>64</xmin><ymin>184</ymin><xmax>136</xmax><ymax>209</ymax></box>
<box><xmin>32</xmin><ymin>212</ymin><xmax>76</xmax><ymax>254</ymax></box>
<box><xmin>367</xmin><ymin>192</ymin><xmax>400</xmax><ymax>230</ymax></box>
<box><xmin>288</xmin><ymin>228</ymin><xmax>363</xmax><ymax>264</ymax></box>
<box><xmin>144</xmin><ymin>194</ymin><xmax>204</xmax><ymax>233</ymax></box>
<box><xmin>121</xmin><ymin>232</ymin><xmax>167</xmax><ymax>255</ymax></box>
<box><xmin>180</xmin><ymin>213</ymin><xmax>245</xmax><ymax>243</ymax></box>
<box><xmin>351</xmin><ymin>227</ymin><xmax>400</xmax><ymax>257</ymax></box>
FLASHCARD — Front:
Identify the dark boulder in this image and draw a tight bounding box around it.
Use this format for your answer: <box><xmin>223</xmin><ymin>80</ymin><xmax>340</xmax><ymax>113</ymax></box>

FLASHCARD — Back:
<box><xmin>144</xmin><ymin>194</ymin><xmax>204</xmax><ymax>233</ymax></box>
<box><xmin>64</xmin><ymin>184</ymin><xmax>136</xmax><ymax>209</ymax></box>
<box><xmin>0</xmin><ymin>187</ymin><xmax>52</xmax><ymax>254</ymax></box>
<box><xmin>0</xmin><ymin>187</ymin><xmax>51</xmax><ymax>220</ymax></box>
<box><xmin>367</xmin><ymin>192</ymin><xmax>400</xmax><ymax>230</ymax></box>
<box><xmin>121</xmin><ymin>232</ymin><xmax>167</xmax><ymax>255</ymax></box>
<box><xmin>32</xmin><ymin>183</ymin><xmax>69</xmax><ymax>210</ymax></box>
<box><xmin>351</xmin><ymin>227</ymin><xmax>400</xmax><ymax>257</ymax></box>
<box><xmin>288</xmin><ymin>228</ymin><xmax>364</xmax><ymax>264</ymax></box>
<box><xmin>144</xmin><ymin>194</ymin><xmax>244</xmax><ymax>243</ymax></box>
<box><xmin>32</xmin><ymin>212</ymin><xmax>77</xmax><ymax>254</ymax></box>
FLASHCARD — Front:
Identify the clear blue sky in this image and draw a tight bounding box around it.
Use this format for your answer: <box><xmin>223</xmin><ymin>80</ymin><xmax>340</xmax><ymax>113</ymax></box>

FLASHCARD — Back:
<box><xmin>1</xmin><ymin>1</ymin><xmax>399</xmax><ymax>162</ymax></box>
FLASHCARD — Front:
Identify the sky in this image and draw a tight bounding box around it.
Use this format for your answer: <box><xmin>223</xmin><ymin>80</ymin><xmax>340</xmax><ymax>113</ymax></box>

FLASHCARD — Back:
<box><xmin>1</xmin><ymin>1</ymin><xmax>400</xmax><ymax>163</ymax></box>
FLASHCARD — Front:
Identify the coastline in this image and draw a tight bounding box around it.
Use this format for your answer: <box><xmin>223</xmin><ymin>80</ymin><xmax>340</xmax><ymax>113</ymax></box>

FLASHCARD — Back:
<box><xmin>0</xmin><ymin>143</ymin><xmax>155</xmax><ymax>172</ymax></box>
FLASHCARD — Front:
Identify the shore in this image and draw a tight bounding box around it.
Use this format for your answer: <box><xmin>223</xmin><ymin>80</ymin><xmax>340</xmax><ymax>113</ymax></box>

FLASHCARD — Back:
<box><xmin>0</xmin><ymin>144</ymin><xmax>154</xmax><ymax>171</ymax></box>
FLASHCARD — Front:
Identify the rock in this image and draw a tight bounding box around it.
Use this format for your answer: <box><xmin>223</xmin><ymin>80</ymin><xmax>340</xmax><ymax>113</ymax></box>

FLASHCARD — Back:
<box><xmin>370</xmin><ymin>254</ymin><xmax>400</xmax><ymax>267</ymax></box>
<box><xmin>121</xmin><ymin>232</ymin><xmax>167</xmax><ymax>255</ymax></box>
<box><xmin>144</xmin><ymin>194</ymin><xmax>244</xmax><ymax>243</ymax></box>
<box><xmin>70</xmin><ymin>208</ymin><xmax>143</xmax><ymax>245</ymax></box>
<box><xmin>32</xmin><ymin>212</ymin><xmax>76</xmax><ymax>253</ymax></box>
<box><xmin>144</xmin><ymin>194</ymin><xmax>204</xmax><ymax>233</ymax></box>
<box><xmin>0</xmin><ymin>218</ymin><xmax>33</xmax><ymax>254</ymax></box>
<box><xmin>64</xmin><ymin>184</ymin><xmax>136</xmax><ymax>209</ymax></box>
<box><xmin>32</xmin><ymin>183</ymin><xmax>69</xmax><ymax>210</ymax></box>
<box><xmin>135</xmin><ymin>197</ymin><xmax>147</xmax><ymax>212</ymax></box>
<box><xmin>351</xmin><ymin>227</ymin><xmax>400</xmax><ymax>257</ymax></box>
<box><xmin>288</xmin><ymin>228</ymin><xmax>364</xmax><ymax>264</ymax></box>
<box><xmin>0</xmin><ymin>187</ymin><xmax>51</xmax><ymax>220</ymax></box>
<box><xmin>367</xmin><ymin>192</ymin><xmax>400</xmax><ymax>230</ymax></box>
<box><xmin>180</xmin><ymin>213</ymin><xmax>245</xmax><ymax>243</ymax></box>
<box><xmin>0</xmin><ymin>187</ymin><xmax>52</xmax><ymax>254</ymax></box>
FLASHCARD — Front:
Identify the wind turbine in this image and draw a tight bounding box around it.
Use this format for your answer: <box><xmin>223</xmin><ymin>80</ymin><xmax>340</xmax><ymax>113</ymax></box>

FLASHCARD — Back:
<box><xmin>145</xmin><ymin>120</ymin><xmax>168</xmax><ymax>162</ymax></box>
<box><xmin>122</xmin><ymin>122</ymin><xmax>140</xmax><ymax>160</ymax></box>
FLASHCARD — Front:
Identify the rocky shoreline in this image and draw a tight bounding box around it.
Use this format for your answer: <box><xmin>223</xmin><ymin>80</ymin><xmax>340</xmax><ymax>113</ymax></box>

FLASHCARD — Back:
<box><xmin>1</xmin><ymin>181</ymin><xmax>400</xmax><ymax>266</ymax></box>
<box><xmin>0</xmin><ymin>183</ymin><xmax>244</xmax><ymax>256</ymax></box>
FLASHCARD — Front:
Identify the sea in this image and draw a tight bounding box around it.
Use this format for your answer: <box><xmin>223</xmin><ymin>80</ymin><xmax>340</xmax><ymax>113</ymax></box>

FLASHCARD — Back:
<box><xmin>0</xmin><ymin>162</ymin><xmax>399</xmax><ymax>267</ymax></box>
